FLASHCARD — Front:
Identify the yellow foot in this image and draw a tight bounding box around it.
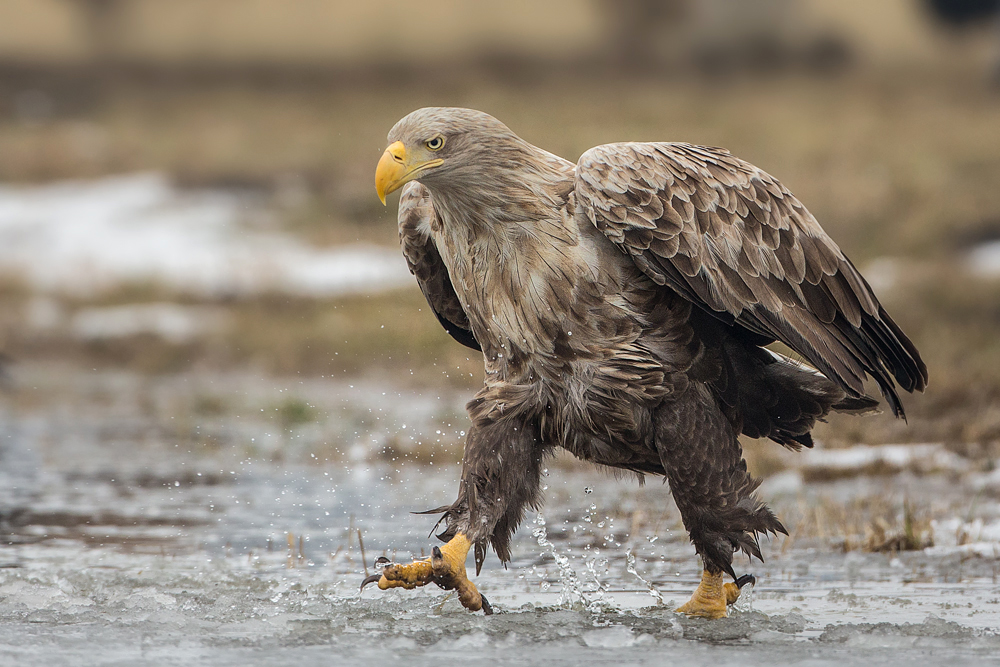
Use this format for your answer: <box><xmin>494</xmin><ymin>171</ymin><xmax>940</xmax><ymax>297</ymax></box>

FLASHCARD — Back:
<box><xmin>675</xmin><ymin>570</ymin><xmax>754</xmax><ymax>619</ymax></box>
<box><xmin>360</xmin><ymin>534</ymin><xmax>492</xmax><ymax>614</ymax></box>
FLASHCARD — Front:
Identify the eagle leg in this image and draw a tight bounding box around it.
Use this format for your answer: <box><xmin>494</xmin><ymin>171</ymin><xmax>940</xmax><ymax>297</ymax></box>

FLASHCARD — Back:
<box><xmin>653</xmin><ymin>385</ymin><xmax>785</xmax><ymax>618</ymax></box>
<box><xmin>675</xmin><ymin>568</ymin><xmax>754</xmax><ymax>619</ymax></box>
<box><xmin>359</xmin><ymin>533</ymin><xmax>492</xmax><ymax>614</ymax></box>
<box><xmin>362</xmin><ymin>400</ymin><xmax>545</xmax><ymax>614</ymax></box>
<box><xmin>432</xmin><ymin>406</ymin><xmax>549</xmax><ymax>572</ymax></box>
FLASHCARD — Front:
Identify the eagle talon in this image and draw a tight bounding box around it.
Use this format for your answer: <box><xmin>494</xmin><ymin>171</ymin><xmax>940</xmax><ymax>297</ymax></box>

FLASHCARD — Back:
<box><xmin>360</xmin><ymin>534</ymin><xmax>487</xmax><ymax>613</ymax></box>
<box><xmin>722</xmin><ymin>573</ymin><xmax>755</xmax><ymax>605</ymax></box>
<box><xmin>676</xmin><ymin>568</ymin><xmax>747</xmax><ymax>619</ymax></box>
<box><xmin>359</xmin><ymin>556</ymin><xmax>396</xmax><ymax>590</ymax></box>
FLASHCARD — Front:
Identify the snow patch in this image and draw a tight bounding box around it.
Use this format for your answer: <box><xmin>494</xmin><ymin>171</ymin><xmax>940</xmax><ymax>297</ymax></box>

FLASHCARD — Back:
<box><xmin>70</xmin><ymin>303</ymin><xmax>228</xmax><ymax>343</ymax></box>
<box><xmin>924</xmin><ymin>542</ymin><xmax>1000</xmax><ymax>558</ymax></box>
<box><xmin>759</xmin><ymin>470</ymin><xmax>804</xmax><ymax>496</ymax></box>
<box><xmin>797</xmin><ymin>443</ymin><xmax>968</xmax><ymax>475</ymax></box>
<box><xmin>861</xmin><ymin>257</ymin><xmax>901</xmax><ymax>293</ymax></box>
<box><xmin>0</xmin><ymin>173</ymin><xmax>411</xmax><ymax>297</ymax></box>
<box><xmin>969</xmin><ymin>240</ymin><xmax>1000</xmax><ymax>277</ymax></box>
<box><xmin>927</xmin><ymin>518</ymin><xmax>1000</xmax><ymax>557</ymax></box>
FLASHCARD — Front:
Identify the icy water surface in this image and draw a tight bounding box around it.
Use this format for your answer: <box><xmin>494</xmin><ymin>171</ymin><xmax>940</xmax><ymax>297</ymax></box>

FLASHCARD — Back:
<box><xmin>2</xmin><ymin>367</ymin><xmax>1000</xmax><ymax>665</ymax></box>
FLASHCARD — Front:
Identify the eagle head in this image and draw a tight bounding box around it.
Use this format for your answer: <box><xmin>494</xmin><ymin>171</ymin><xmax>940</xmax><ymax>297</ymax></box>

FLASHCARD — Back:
<box><xmin>375</xmin><ymin>107</ymin><xmax>520</xmax><ymax>204</ymax></box>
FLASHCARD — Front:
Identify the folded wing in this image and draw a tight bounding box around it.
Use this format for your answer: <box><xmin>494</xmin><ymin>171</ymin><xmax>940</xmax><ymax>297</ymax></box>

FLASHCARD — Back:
<box><xmin>575</xmin><ymin>142</ymin><xmax>926</xmax><ymax>417</ymax></box>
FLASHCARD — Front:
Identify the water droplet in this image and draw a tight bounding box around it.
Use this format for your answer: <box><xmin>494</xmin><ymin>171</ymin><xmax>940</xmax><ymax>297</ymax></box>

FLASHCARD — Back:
<box><xmin>584</xmin><ymin>486</ymin><xmax>593</xmax><ymax>494</ymax></box>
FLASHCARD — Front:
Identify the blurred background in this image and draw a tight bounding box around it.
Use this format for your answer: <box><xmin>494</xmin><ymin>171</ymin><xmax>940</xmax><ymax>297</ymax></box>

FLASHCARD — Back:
<box><xmin>1</xmin><ymin>0</ymin><xmax>1000</xmax><ymax>473</ymax></box>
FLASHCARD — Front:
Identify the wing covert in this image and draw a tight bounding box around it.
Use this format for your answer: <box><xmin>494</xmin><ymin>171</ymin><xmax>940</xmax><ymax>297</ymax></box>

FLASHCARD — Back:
<box><xmin>575</xmin><ymin>142</ymin><xmax>926</xmax><ymax>417</ymax></box>
<box><xmin>398</xmin><ymin>182</ymin><xmax>480</xmax><ymax>352</ymax></box>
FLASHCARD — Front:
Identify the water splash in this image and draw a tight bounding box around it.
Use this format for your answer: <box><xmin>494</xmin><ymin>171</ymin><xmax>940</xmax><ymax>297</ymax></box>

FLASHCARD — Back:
<box><xmin>531</xmin><ymin>514</ymin><xmax>615</xmax><ymax>612</ymax></box>
<box><xmin>625</xmin><ymin>548</ymin><xmax>664</xmax><ymax>605</ymax></box>
<box><xmin>731</xmin><ymin>578</ymin><xmax>755</xmax><ymax>614</ymax></box>
<box><xmin>582</xmin><ymin>549</ymin><xmax>612</xmax><ymax>610</ymax></box>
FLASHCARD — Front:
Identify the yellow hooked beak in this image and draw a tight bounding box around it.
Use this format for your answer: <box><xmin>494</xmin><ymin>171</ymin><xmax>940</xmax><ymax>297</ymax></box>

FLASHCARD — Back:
<box><xmin>375</xmin><ymin>141</ymin><xmax>443</xmax><ymax>205</ymax></box>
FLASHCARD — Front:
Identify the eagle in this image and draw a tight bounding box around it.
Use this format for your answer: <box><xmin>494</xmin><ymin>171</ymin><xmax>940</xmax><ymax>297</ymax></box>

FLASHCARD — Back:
<box><xmin>360</xmin><ymin>107</ymin><xmax>927</xmax><ymax>618</ymax></box>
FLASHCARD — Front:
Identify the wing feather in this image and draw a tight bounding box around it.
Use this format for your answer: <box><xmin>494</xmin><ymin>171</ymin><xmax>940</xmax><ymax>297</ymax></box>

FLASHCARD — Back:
<box><xmin>398</xmin><ymin>182</ymin><xmax>480</xmax><ymax>352</ymax></box>
<box><xmin>576</xmin><ymin>142</ymin><xmax>927</xmax><ymax>417</ymax></box>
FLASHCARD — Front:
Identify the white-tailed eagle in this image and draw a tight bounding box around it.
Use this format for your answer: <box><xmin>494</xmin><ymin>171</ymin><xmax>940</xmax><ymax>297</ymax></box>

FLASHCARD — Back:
<box><xmin>361</xmin><ymin>107</ymin><xmax>926</xmax><ymax>618</ymax></box>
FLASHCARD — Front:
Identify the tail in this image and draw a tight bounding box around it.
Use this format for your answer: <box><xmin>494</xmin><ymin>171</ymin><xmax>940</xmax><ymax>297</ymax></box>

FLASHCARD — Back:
<box><xmin>741</xmin><ymin>349</ymin><xmax>879</xmax><ymax>450</ymax></box>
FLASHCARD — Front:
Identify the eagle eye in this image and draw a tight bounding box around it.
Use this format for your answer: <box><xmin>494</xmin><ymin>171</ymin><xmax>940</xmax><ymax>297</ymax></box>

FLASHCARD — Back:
<box><xmin>425</xmin><ymin>136</ymin><xmax>445</xmax><ymax>151</ymax></box>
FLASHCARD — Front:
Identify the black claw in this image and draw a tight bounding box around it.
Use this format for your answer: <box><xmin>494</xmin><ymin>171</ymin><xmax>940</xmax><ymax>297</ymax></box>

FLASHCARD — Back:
<box><xmin>734</xmin><ymin>574</ymin><xmax>756</xmax><ymax>589</ymax></box>
<box><xmin>360</xmin><ymin>573</ymin><xmax>382</xmax><ymax>591</ymax></box>
<box><xmin>481</xmin><ymin>594</ymin><xmax>493</xmax><ymax>615</ymax></box>
<box><xmin>361</xmin><ymin>556</ymin><xmax>394</xmax><ymax>590</ymax></box>
<box><xmin>431</xmin><ymin>546</ymin><xmax>443</xmax><ymax>559</ymax></box>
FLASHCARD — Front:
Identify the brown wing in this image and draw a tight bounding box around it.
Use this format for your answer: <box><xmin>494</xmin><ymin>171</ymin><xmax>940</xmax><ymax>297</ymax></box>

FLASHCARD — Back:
<box><xmin>398</xmin><ymin>182</ymin><xmax>480</xmax><ymax>352</ymax></box>
<box><xmin>575</xmin><ymin>142</ymin><xmax>926</xmax><ymax>417</ymax></box>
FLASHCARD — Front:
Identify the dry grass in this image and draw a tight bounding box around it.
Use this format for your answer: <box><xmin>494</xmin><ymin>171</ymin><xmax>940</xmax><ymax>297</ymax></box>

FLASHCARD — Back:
<box><xmin>781</xmin><ymin>495</ymin><xmax>933</xmax><ymax>553</ymax></box>
<box><xmin>811</xmin><ymin>265</ymin><xmax>1000</xmax><ymax>453</ymax></box>
<box><xmin>3</xmin><ymin>286</ymin><xmax>484</xmax><ymax>384</ymax></box>
<box><xmin>743</xmin><ymin>438</ymin><xmax>794</xmax><ymax>479</ymax></box>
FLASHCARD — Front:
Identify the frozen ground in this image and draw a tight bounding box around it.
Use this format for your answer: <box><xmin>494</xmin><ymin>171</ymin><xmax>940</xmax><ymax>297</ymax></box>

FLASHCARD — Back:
<box><xmin>2</xmin><ymin>366</ymin><xmax>1000</xmax><ymax>665</ymax></box>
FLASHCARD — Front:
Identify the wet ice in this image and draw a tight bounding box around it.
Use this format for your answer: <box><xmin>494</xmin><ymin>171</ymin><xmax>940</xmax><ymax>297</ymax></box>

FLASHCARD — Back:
<box><xmin>3</xmin><ymin>367</ymin><xmax>1000</xmax><ymax>665</ymax></box>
